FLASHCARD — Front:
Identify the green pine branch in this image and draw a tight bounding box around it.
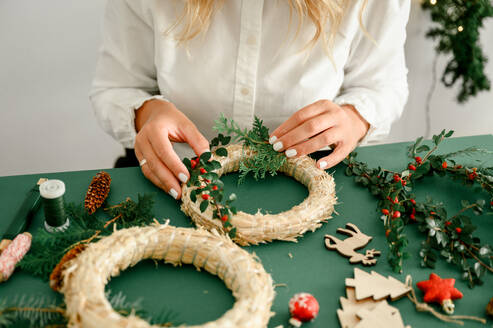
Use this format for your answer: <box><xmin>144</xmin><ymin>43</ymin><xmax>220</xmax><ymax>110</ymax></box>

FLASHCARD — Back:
<box><xmin>18</xmin><ymin>194</ymin><xmax>157</xmax><ymax>280</ymax></box>
<box><xmin>0</xmin><ymin>291</ymin><xmax>177</xmax><ymax>327</ymax></box>
<box><xmin>213</xmin><ymin>114</ymin><xmax>286</xmax><ymax>184</ymax></box>
<box><xmin>422</xmin><ymin>0</ymin><xmax>493</xmax><ymax>102</ymax></box>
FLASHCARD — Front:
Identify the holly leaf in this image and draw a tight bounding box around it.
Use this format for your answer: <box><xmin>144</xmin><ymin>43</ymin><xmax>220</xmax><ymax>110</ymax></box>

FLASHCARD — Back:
<box><xmin>216</xmin><ymin>147</ymin><xmax>228</xmax><ymax>157</ymax></box>
<box><xmin>200</xmin><ymin>200</ymin><xmax>209</xmax><ymax>213</ymax></box>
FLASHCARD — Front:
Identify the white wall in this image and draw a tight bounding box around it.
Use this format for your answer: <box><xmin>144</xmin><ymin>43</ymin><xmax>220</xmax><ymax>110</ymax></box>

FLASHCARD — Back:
<box><xmin>0</xmin><ymin>1</ymin><xmax>121</xmax><ymax>177</ymax></box>
<box><xmin>390</xmin><ymin>0</ymin><xmax>493</xmax><ymax>143</ymax></box>
<box><xmin>0</xmin><ymin>0</ymin><xmax>492</xmax><ymax>176</ymax></box>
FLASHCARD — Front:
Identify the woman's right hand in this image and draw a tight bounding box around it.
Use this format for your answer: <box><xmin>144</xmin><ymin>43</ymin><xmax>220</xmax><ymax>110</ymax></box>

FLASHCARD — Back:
<box><xmin>134</xmin><ymin>99</ymin><xmax>210</xmax><ymax>199</ymax></box>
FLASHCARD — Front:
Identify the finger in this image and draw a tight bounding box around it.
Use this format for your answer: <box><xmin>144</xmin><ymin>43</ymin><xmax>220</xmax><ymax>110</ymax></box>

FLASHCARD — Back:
<box><xmin>135</xmin><ymin>135</ymin><xmax>182</xmax><ymax>199</ymax></box>
<box><xmin>180</xmin><ymin>122</ymin><xmax>210</xmax><ymax>157</ymax></box>
<box><xmin>317</xmin><ymin>142</ymin><xmax>352</xmax><ymax>170</ymax></box>
<box><xmin>272</xmin><ymin>112</ymin><xmax>335</xmax><ymax>152</ymax></box>
<box><xmin>283</xmin><ymin>128</ymin><xmax>340</xmax><ymax>158</ymax></box>
<box><xmin>148</xmin><ymin>130</ymin><xmax>190</xmax><ymax>184</ymax></box>
<box><xmin>269</xmin><ymin>100</ymin><xmax>335</xmax><ymax>143</ymax></box>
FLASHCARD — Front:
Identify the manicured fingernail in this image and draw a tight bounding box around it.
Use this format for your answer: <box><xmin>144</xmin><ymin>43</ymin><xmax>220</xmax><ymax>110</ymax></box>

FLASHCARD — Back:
<box><xmin>178</xmin><ymin>173</ymin><xmax>188</xmax><ymax>183</ymax></box>
<box><xmin>273</xmin><ymin>141</ymin><xmax>283</xmax><ymax>151</ymax></box>
<box><xmin>285</xmin><ymin>149</ymin><xmax>297</xmax><ymax>158</ymax></box>
<box><xmin>319</xmin><ymin>161</ymin><xmax>328</xmax><ymax>169</ymax></box>
<box><xmin>169</xmin><ymin>188</ymin><xmax>178</xmax><ymax>199</ymax></box>
<box><xmin>269</xmin><ymin>136</ymin><xmax>277</xmax><ymax>144</ymax></box>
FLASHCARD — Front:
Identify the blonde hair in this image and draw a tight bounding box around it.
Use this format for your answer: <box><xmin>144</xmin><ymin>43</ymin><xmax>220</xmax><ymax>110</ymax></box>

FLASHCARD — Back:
<box><xmin>166</xmin><ymin>0</ymin><xmax>368</xmax><ymax>57</ymax></box>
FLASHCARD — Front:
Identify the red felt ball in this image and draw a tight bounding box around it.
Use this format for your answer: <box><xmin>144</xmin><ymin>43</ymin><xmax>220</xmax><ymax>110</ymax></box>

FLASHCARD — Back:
<box><xmin>289</xmin><ymin>293</ymin><xmax>319</xmax><ymax>326</ymax></box>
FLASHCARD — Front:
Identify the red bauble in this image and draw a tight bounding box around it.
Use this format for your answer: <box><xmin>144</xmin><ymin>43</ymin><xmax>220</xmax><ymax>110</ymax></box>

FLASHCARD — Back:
<box><xmin>288</xmin><ymin>293</ymin><xmax>319</xmax><ymax>327</ymax></box>
<box><xmin>417</xmin><ymin>273</ymin><xmax>463</xmax><ymax>314</ymax></box>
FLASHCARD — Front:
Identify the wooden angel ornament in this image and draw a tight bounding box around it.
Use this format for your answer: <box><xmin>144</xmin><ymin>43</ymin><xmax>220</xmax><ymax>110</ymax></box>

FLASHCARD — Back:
<box><xmin>325</xmin><ymin>223</ymin><xmax>381</xmax><ymax>265</ymax></box>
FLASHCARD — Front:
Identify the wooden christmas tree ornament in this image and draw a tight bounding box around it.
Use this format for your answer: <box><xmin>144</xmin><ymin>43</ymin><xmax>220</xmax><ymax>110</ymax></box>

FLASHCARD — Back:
<box><xmin>337</xmin><ymin>287</ymin><xmax>384</xmax><ymax>328</ymax></box>
<box><xmin>84</xmin><ymin>171</ymin><xmax>111</xmax><ymax>215</ymax></box>
<box><xmin>354</xmin><ymin>301</ymin><xmax>410</xmax><ymax>328</ymax></box>
<box><xmin>325</xmin><ymin>223</ymin><xmax>380</xmax><ymax>266</ymax></box>
<box><xmin>345</xmin><ymin>268</ymin><xmax>411</xmax><ymax>301</ymax></box>
<box><xmin>337</xmin><ymin>287</ymin><xmax>409</xmax><ymax>328</ymax></box>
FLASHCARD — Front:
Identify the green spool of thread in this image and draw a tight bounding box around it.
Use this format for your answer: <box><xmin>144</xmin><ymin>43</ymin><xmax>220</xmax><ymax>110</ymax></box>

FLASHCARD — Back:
<box><xmin>39</xmin><ymin>180</ymin><xmax>70</xmax><ymax>232</ymax></box>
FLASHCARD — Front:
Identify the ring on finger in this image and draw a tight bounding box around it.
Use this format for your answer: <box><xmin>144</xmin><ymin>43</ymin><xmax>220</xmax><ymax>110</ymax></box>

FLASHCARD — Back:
<box><xmin>139</xmin><ymin>159</ymin><xmax>147</xmax><ymax>167</ymax></box>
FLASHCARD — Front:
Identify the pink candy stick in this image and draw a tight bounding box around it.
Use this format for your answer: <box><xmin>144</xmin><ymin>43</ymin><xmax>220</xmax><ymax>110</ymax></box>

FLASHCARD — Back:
<box><xmin>0</xmin><ymin>232</ymin><xmax>32</xmax><ymax>282</ymax></box>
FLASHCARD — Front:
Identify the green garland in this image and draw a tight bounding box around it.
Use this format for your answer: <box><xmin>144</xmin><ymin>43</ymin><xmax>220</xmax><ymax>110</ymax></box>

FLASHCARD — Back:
<box><xmin>0</xmin><ymin>291</ymin><xmax>176</xmax><ymax>327</ymax></box>
<box><xmin>344</xmin><ymin>130</ymin><xmax>493</xmax><ymax>287</ymax></box>
<box><xmin>19</xmin><ymin>194</ymin><xmax>157</xmax><ymax>280</ymax></box>
<box><xmin>422</xmin><ymin>0</ymin><xmax>493</xmax><ymax>102</ymax></box>
<box><xmin>182</xmin><ymin>114</ymin><xmax>285</xmax><ymax>238</ymax></box>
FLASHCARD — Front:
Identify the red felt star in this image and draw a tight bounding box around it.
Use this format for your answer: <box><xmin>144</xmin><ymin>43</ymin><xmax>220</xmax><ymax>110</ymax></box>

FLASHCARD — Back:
<box><xmin>417</xmin><ymin>273</ymin><xmax>463</xmax><ymax>304</ymax></box>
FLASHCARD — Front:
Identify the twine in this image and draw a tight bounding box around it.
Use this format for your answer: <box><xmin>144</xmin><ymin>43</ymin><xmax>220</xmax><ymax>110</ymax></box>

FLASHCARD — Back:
<box><xmin>405</xmin><ymin>275</ymin><xmax>486</xmax><ymax>325</ymax></box>
<box><xmin>60</xmin><ymin>224</ymin><xmax>275</xmax><ymax>328</ymax></box>
<box><xmin>181</xmin><ymin>144</ymin><xmax>337</xmax><ymax>245</ymax></box>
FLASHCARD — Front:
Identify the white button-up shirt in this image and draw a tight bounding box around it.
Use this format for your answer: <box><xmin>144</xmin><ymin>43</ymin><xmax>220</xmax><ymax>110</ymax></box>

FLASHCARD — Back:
<box><xmin>90</xmin><ymin>0</ymin><xmax>410</xmax><ymax>152</ymax></box>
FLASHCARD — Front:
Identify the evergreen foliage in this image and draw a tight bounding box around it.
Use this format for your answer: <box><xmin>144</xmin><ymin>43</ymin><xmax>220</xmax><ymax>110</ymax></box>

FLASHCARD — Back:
<box><xmin>18</xmin><ymin>194</ymin><xmax>157</xmax><ymax>280</ymax></box>
<box><xmin>422</xmin><ymin>0</ymin><xmax>493</xmax><ymax>102</ymax></box>
<box><xmin>345</xmin><ymin>130</ymin><xmax>493</xmax><ymax>287</ymax></box>
<box><xmin>0</xmin><ymin>291</ymin><xmax>176</xmax><ymax>327</ymax></box>
<box><xmin>213</xmin><ymin>114</ymin><xmax>286</xmax><ymax>183</ymax></box>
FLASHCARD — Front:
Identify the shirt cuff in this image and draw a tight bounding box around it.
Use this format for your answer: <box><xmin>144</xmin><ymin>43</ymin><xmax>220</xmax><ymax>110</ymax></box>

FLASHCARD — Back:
<box><xmin>122</xmin><ymin>95</ymin><xmax>169</xmax><ymax>148</ymax></box>
<box><xmin>334</xmin><ymin>93</ymin><xmax>387</xmax><ymax>146</ymax></box>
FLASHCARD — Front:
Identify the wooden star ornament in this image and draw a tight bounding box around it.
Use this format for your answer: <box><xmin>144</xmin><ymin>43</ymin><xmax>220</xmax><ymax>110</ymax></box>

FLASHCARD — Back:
<box><xmin>417</xmin><ymin>273</ymin><xmax>463</xmax><ymax>314</ymax></box>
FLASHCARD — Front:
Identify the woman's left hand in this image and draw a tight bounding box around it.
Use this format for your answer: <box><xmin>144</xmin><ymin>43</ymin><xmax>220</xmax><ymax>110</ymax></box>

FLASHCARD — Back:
<box><xmin>269</xmin><ymin>99</ymin><xmax>370</xmax><ymax>170</ymax></box>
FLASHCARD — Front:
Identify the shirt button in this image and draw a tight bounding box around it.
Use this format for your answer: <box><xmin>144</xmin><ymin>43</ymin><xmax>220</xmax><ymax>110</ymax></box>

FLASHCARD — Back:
<box><xmin>247</xmin><ymin>35</ymin><xmax>257</xmax><ymax>45</ymax></box>
<box><xmin>241</xmin><ymin>87</ymin><xmax>250</xmax><ymax>96</ymax></box>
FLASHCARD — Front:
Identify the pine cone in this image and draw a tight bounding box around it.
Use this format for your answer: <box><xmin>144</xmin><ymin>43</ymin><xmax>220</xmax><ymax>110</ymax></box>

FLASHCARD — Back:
<box><xmin>84</xmin><ymin>171</ymin><xmax>111</xmax><ymax>215</ymax></box>
<box><xmin>487</xmin><ymin>297</ymin><xmax>493</xmax><ymax>317</ymax></box>
<box><xmin>50</xmin><ymin>244</ymin><xmax>87</xmax><ymax>291</ymax></box>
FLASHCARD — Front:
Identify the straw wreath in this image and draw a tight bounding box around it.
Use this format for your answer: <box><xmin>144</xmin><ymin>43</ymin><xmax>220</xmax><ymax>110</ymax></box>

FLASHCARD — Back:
<box><xmin>60</xmin><ymin>223</ymin><xmax>275</xmax><ymax>328</ymax></box>
<box><xmin>181</xmin><ymin>144</ymin><xmax>337</xmax><ymax>246</ymax></box>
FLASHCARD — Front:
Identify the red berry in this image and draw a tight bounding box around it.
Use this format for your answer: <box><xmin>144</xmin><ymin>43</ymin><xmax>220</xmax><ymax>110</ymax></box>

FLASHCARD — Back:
<box><xmin>455</xmin><ymin>227</ymin><xmax>462</xmax><ymax>234</ymax></box>
<box><xmin>392</xmin><ymin>211</ymin><xmax>401</xmax><ymax>218</ymax></box>
<box><xmin>191</xmin><ymin>159</ymin><xmax>197</xmax><ymax>169</ymax></box>
<box><xmin>455</xmin><ymin>165</ymin><xmax>463</xmax><ymax>169</ymax></box>
<box><xmin>221</xmin><ymin>215</ymin><xmax>228</xmax><ymax>222</ymax></box>
<box><xmin>201</xmin><ymin>194</ymin><xmax>210</xmax><ymax>200</ymax></box>
<box><xmin>490</xmin><ymin>201</ymin><xmax>493</xmax><ymax>206</ymax></box>
<box><xmin>410</xmin><ymin>214</ymin><xmax>416</xmax><ymax>221</ymax></box>
<box><xmin>410</xmin><ymin>199</ymin><xmax>416</xmax><ymax>205</ymax></box>
<box><xmin>445</xmin><ymin>221</ymin><xmax>452</xmax><ymax>226</ymax></box>
<box><xmin>381</xmin><ymin>209</ymin><xmax>390</xmax><ymax>215</ymax></box>
<box><xmin>393</xmin><ymin>174</ymin><xmax>401</xmax><ymax>182</ymax></box>
<box><xmin>430</xmin><ymin>211</ymin><xmax>436</xmax><ymax>215</ymax></box>
<box><xmin>385</xmin><ymin>229</ymin><xmax>391</xmax><ymax>237</ymax></box>
<box><xmin>408</xmin><ymin>164</ymin><xmax>416</xmax><ymax>171</ymax></box>
<box><xmin>200</xmin><ymin>168</ymin><xmax>207</xmax><ymax>174</ymax></box>
<box><xmin>442</xmin><ymin>161</ymin><xmax>448</xmax><ymax>169</ymax></box>
<box><xmin>204</xmin><ymin>178</ymin><xmax>211</xmax><ymax>183</ymax></box>
<box><xmin>415</xmin><ymin>156</ymin><xmax>422</xmax><ymax>164</ymax></box>
<box><xmin>401</xmin><ymin>180</ymin><xmax>407</xmax><ymax>186</ymax></box>
<box><xmin>394</xmin><ymin>196</ymin><xmax>399</xmax><ymax>204</ymax></box>
<box><xmin>212</xmin><ymin>185</ymin><xmax>218</xmax><ymax>190</ymax></box>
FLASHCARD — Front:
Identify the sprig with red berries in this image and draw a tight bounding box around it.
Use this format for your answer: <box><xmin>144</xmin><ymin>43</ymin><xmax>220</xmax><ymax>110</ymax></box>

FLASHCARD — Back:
<box><xmin>344</xmin><ymin>130</ymin><xmax>493</xmax><ymax>287</ymax></box>
<box><xmin>183</xmin><ymin>135</ymin><xmax>238</xmax><ymax>238</ymax></box>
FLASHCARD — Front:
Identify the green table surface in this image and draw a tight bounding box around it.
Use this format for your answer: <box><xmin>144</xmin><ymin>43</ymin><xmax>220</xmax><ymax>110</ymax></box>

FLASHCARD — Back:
<box><xmin>1</xmin><ymin>135</ymin><xmax>492</xmax><ymax>327</ymax></box>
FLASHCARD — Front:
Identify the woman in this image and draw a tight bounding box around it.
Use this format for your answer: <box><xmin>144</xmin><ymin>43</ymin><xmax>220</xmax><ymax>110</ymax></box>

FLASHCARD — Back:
<box><xmin>90</xmin><ymin>0</ymin><xmax>410</xmax><ymax>200</ymax></box>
